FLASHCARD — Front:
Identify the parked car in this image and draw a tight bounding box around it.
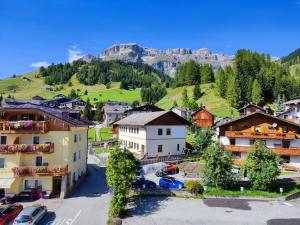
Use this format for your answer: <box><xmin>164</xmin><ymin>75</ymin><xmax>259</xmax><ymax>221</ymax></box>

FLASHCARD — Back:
<box><xmin>132</xmin><ymin>177</ymin><xmax>156</xmax><ymax>189</ymax></box>
<box><xmin>13</xmin><ymin>205</ymin><xmax>47</xmax><ymax>225</ymax></box>
<box><xmin>0</xmin><ymin>204</ymin><xmax>23</xmax><ymax>225</ymax></box>
<box><xmin>155</xmin><ymin>165</ymin><xmax>179</xmax><ymax>177</ymax></box>
<box><xmin>0</xmin><ymin>194</ymin><xmax>17</xmax><ymax>204</ymax></box>
<box><xmin>159</xmin><ymin>177</ymin><xmax>184</xmax><ymax>189</ymax></box>
<box><xmin>18</xmin><ymin>189</ymin><xmax>39</xmax><ymax>201</ymax></box>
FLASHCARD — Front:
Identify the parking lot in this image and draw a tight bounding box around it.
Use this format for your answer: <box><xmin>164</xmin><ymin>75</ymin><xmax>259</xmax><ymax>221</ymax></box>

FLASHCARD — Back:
<box><xmin>123</xmin><ymin>197</ymin><xmax>300</xmax><ymax>225</ymax></box>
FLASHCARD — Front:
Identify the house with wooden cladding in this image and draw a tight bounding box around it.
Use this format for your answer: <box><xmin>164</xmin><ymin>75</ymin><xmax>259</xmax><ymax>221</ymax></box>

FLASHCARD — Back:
<box><xmin>191</xmin><ymin>107</ymin><xmax>214</xmax><ymax>127</ymax></box>
<box><xmin>238</xmin><ymin>103</ymin><xmax>266</xmax><ymax>117</ymax></box>
<box><xmin>114</xmin><ymin>111</ymin><xmax>189</xmax><ymax>158</ymax></box>
<box><xmin>0</xmin><ymin>104</ymin><xmax>91</xmax><ymax>198</ymax></box>
<box><xmin>216</xmin><ymin>111</ymin><xmax>300</xmax><ymax>168</ymax></box>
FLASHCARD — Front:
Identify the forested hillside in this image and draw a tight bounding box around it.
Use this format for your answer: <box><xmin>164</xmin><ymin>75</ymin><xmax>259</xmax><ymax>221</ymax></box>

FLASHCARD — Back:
<box><xmin>40</xmin><ymin>60</ymin><xmax>172</xmax><ymax>89</ymax></box>
<box><xmin>282</xmin><ymin>48</ymin><xmax>300</xmax><ymax>66</ymax></box>
<box><xmin>215</xmin><ymin>50</ymin><xmax>300</xmax><ymax>108</ymax></box>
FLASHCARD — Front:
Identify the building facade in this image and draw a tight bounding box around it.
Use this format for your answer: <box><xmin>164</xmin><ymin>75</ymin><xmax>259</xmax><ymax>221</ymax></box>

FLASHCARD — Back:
<box><xmin>170</xmin><ymin>106</ymin><xmax>191</xmax><ymax>120</ymax></box>
<box><xmin>217</xmin><ymin>112</ymin><xmax>300</xmax><ymax>168</ymax></box>
<box><xmin>114</xmin><ymin>111</ymin><xmax>189</xmax><ymax>158</ymax></box>
<box><xmin>0</xmin><ymin>104</ymin><xmax>90</xmax><ymax>198</ymax></box>
<box><xmin>192</xmin><ymin>107</ymin><xmax>214</xmax><ymax>127</ymax></box>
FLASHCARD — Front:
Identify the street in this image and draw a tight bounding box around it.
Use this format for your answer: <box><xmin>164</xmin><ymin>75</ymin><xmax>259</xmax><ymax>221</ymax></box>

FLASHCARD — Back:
<box><xmin>39</xmin><ymin>154</ymin><xmax>110</xmax><ymax>225</ymax></box>
<box><xmin>123</xmin><ymin>197</ymin><xmax>300</xmax><ymax>225</ymax></box>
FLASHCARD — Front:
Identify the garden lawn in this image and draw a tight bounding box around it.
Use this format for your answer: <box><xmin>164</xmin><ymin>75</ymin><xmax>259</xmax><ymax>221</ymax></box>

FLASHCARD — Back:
<box><xmin>88</xmin><ymin>128</ymin><xmax>97</xmax><ymax>142</ymax></box>
<box><xmin>204</xmin><ymin>182</ymin><xmax>300</xmax><ymax>198</ymax></box>
<box><xmin>100</xmin><ymin>127</ymin><xmax>113</xmax><ymax>141</ymax></box>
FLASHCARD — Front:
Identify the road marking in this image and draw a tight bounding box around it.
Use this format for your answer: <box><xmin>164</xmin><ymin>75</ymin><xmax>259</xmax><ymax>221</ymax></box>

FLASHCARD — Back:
<box><xmin>69</xmin><ymin>210</ymin><xmax>82</xmax><ymax>225</ymax></box>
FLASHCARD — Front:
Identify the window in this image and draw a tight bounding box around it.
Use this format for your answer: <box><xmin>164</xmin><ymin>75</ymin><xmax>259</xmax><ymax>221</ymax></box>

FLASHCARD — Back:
<box><xmin>0</xmin><ymin>136</ymin><xmax>7</xmax><ymax>144</ymax></box>
<box><xmin>166</xmin><ymin>128</ymin><xmax>171</xmax><ymax>135</ymax></box>
<box><xmin>282</xmin><ymin>140</ymin><xmax>290</xmax><ymax>148</ymax></box>
<box><xmin>137</xmin><ymin>144</ymin><xmax>139</xmax><ymax>150</ymax></box>
<box><xmin>73</xmin><ymin>152</ymin><xmax>77</xmax><ymax>162</ymax></box>
<box><xmin>281</xmin><ymin>155</ymin><xmax>290</xmax><ymax>163</ymax></box>
<box><xmin>283</xmin><ymin>127</ymin><xmax>289</xmax><ymax>133</ymax></box>
<box><xmin>249</xmin><ymin>139</ymin><xmax>255</xmax><ymax>145</ymax></box>
<box><xmin>233</xmin><ymin>152</ymin><xmax>242</xmax><ymax>159</ymax></box>
<box><xmin>229</xmin><ymin>139</ymin><xmax>235</xmax><ymax>145</ymax></box>
<box><xmin>137</xmin><ymin>128</ymin><xmax>139</xmax><ymax>134</ymax></box>
<box><xmin>0</xmin><ymin>158</ymin><xmax>5</xmax><ymax>168</ymax></box>
<box><xmin>74</xmin><ymin>134</ymin><xmax>77</xmax><ymax>143</ymax></box>
<box><xmin>78</xmin><ymin>134</ymin><xmax>82</xmax><ymax>142</ymax></box>
<box><xmin>177</xmin><ymin>144</ymin><xmax>180</xmax><ymax>151</ymax></box>
<box><xmin>78</xmin><ymin>150</ymin><xmax>81</xmax><ymax>159</ymax></box>
<box><xmin>158</xmin><ymin>129</ymin><xmax>163</xmax><ymax>135</ymax></box>
<box><xmin>24</xmin><ymin>180</ymin><xmax>42</xmax><ymax>190</ymax></box>
<box><xmin>36</xmin><ymin>156</ymin><xmax>42</xmax><ymax>166</ymax></box>
<box><xmin>158</xmin><ymin>145</ymin><xmax>163</xmax><ymax>152</ymax></box>
<box><xmin>33</xmin><ymin>136</ymin><xmax>40</xmax><ymax>144</ymax></box>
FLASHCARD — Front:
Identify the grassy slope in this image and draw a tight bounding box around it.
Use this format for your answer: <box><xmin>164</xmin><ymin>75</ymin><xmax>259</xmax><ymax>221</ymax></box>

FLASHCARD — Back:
<box><xmin>0</xmin><ymin>72</ymin><xmax>237</xmax><ymax>118</ymax></box>
<box><xmin>290</xmin><ymin>64</ymin><xmax>300</xmax><ymax>78</ymax></box>
<box><xmin>157</xmin><ymin>83</ymin><xmax>239</xmax><ymax>118</ymax></box>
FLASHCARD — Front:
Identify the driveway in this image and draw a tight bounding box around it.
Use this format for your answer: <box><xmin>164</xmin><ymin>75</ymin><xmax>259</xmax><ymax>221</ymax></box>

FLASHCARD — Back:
<box><xmin>39</xmin><ymin>154</ymin><xmax>110</xmax><ymax>225</ymax></box>
<box><xmin>123</xmin><ymin>197</ymin><xmax>300</xmax><ymax>225</ymax></box>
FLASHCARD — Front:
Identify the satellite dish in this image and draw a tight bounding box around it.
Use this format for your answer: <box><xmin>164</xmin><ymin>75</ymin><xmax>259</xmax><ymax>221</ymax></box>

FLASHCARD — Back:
<box><xmin>272</xmin><ymin>123</ymin><xmax>277</xmax><ymax>128</ymax></box>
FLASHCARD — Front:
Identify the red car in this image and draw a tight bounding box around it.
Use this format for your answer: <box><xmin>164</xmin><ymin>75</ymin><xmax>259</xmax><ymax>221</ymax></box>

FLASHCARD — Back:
<box><xmin>155</xmin><ymin>164</ymin><xmax>179</xmax><ymax>177</ymax></box>
<box><xmin>0</xmin><ymin>204</ymin><xmax>23</xmax><ymax>225</ymax></box>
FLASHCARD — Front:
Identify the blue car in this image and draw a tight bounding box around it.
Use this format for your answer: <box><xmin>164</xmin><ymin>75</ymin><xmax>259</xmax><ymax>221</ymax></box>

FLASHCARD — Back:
<box><xmin>159</xmin><ymin>177</ymin><xmax>184</xmax><ymax>189</ymax></box>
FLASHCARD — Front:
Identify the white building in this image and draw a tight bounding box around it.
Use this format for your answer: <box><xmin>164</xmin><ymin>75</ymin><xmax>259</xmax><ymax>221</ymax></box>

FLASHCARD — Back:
<box><xmin>277</xmin><ymin>97</ymin><xmax>300</xmax><ymax>124</ymax></box>
<box><xmin>170</xmin><ymin>106</ymin><xmax>192</xmax><ymax>120</ymax></box>
<box><xmin>114</xmin><ymin>111</ymin><xmax>189</xmax><ymax>158</ymax></box>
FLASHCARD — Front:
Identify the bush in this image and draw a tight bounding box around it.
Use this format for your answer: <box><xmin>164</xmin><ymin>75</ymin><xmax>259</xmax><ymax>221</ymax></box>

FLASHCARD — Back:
<box><xmin>185</xmin><ymin>180</ymin><xmax>204</xmax><ymax>195</ymax></box>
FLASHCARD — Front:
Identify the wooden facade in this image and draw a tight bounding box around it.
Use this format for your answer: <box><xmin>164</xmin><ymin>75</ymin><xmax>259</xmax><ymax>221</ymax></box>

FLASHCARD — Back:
<box><xmin>238</xmin><ymin>103</ymin><xmax>266</xmax><ymax>116</ymax></box>
<box><xmin>192</xmin><ymin>107</ymin><xmax>214</xmax><ymax>127</ymax></box>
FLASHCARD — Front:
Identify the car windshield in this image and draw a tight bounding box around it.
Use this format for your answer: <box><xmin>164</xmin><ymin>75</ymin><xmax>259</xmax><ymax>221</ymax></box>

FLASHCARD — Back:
<box><xmin>15</xmin><ymin>215</ymin><xmax>31</xmax><ymax>223</ymax></box>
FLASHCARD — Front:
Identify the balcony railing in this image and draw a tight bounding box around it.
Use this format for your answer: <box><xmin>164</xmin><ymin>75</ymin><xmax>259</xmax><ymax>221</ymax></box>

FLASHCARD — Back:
<box><xmin>224</xmin><ymin>145</ymin><xmax>300</xmax><ymax>156</ymax></box>
<box><xmin>225</xmin><ymin>131</ymin><xmax>296</xmax><ymax>140</ymax></box>
<box><xmin>12</xmin><ymin>165</ymin><xmax>68</xmax><ymax>176</ymax></box>
<box><xmin>0</xmin><ymin>143</ymin><xmax>54</xmax><ymax>154</ymax></box>
<box><xmin>0</xmin><ymin>121</ymin><xmax>50</xmax><ymax>134</ymax></box>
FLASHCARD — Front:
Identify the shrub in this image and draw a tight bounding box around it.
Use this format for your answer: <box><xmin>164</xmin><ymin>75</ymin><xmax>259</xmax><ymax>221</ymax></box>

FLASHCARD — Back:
<box><xmin>185</xmin><ymin>180</ymin><xmax>204</xmax><ymax>195</ymax></box>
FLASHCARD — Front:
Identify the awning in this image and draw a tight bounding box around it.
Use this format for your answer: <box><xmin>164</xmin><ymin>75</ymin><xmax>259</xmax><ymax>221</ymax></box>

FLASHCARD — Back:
<box><xmin>0</xmin><ymin>178</ymin><xmax>15</xmax><ymax>189</ymax></box>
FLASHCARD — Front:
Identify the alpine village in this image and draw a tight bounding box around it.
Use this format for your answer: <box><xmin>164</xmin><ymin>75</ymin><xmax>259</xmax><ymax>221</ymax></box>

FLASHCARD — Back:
<box><xmin>0</xmin><ymin>43</ymin><xmax>300</xmax><ymax>224</ymax></box>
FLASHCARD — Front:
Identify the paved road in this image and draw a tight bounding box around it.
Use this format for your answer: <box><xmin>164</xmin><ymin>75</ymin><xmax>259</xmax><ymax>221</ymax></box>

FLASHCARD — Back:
<box><xmin>40</xmin><ymin>154</ymin><xmax>110</xmax><ymax>225</ymax></box>
<box><xmin>123</xmin><ymin>197</ymin><xmax>300</xmax><ymax>225</ymax></box>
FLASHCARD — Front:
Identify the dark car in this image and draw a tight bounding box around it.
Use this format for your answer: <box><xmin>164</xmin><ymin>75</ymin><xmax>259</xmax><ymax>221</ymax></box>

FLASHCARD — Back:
<box><xmin>155</xmin><ymin>165</ymin><xmax>179</xmax><ymax>177</ymax></box>
<box><xmin>0</xmin><ymin>204</ymin><xmax>23</xmax><ymax>225</ymax></box>
<box><xmin>132</xmin><ymin>177</ymin><xmax>156</xmax><ymax>189</ymax></box>
<box><xmin>18</xmin><ymin>189</ymin><xmax>39</xmax><ymax>201</ymax></box>
<box><xmin>0</xmin><ymin>194</ymin><xmax>17</xmax><ymax>204</ymax></box>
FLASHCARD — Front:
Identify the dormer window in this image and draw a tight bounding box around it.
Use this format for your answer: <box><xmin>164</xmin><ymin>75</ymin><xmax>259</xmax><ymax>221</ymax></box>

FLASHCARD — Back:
<box><xmin>255</xmin><ymin>127</ymin><xmax>260</xmax><ymax>133</ymax></box>
<box><xmin>283</xmin><ymin>127</ymin><xmax>288</xmax><ymax>133</ymax></box>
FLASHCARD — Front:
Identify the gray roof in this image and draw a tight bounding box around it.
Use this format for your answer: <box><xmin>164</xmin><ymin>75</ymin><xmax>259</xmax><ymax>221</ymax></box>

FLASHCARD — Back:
<box><xmin>114</xmin><ymin>111</ymin><xmax>168</xmax><ymax>126</ymax></box>
<box><xmin>0</xmin><ymin>103</ymin><xmax>91</xmax><ymax>126</ymax></box>
<box><xmin>103</xmin><ymin>105</ymin><xmax>131</xmax><ymax>114</ymax></box>
<box><xmin>284</xmin><ymin>99</ymin><xmax>300</xmax><ymax>105</ymax></box>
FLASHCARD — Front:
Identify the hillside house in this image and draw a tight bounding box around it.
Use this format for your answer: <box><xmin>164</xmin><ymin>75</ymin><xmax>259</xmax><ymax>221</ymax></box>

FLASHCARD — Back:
<box><xmin>238</xmin><ymin>103</ymin><xmax>266</xmax><ymax>117</ymax></box>
<box><xmin>216</xmin><ymin>111</ymin><xmax>300</xmax><ymax>168</ymax></box>
<box><xmin>114</xmin><ymin>111</ymin><xmax>189</xmax><ymax>158</ymax></box>
<box><xmin>125</xmin><ymin>104</ymin><xmax>163</xmax><ymax>116</ymax></box>
<box><xmin>192</xmin><ymin>107</ymin><xmax>214</xmax><ymax>127</ymax></box>
<box><xmin>277</xmin><ymin>97</ymin><xmax>300</xmax><ymax>124</ymax></box>
<box><xmin>170</xmin><ymin>106</ymin><xmax>192</xmax><ymax>120</ymax></box>
<box><xmin>103</xmin><ymin>105</ymin><xmax>132</xmax><ymax>127</ymax></box>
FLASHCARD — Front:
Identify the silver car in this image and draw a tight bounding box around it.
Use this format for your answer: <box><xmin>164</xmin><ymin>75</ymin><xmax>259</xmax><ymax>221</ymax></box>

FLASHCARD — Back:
<box><xmin>13</xmin><ymin>205</ymin><xmax>47</xmax><ymax>225</ymax></box>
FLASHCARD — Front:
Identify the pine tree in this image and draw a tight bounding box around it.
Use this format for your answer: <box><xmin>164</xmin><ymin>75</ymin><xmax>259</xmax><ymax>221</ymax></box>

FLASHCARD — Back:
<box><xmin>215</xmin><ymin>69</ymin><xmax>227</xmax><ymax>97</ymax></box>
<box><xmin>200</xmin><ymin>64</ymin><xmax>214</xmax><ymax>84</ymax></box>
<box><xmin>252</xmin><ymin>79</ymin><xmax>263</xmax><ymax>105</ymax></box>
<box><xmin>83</xmin><ymin>98</ymin><xmax>93</xmax><ymax>120</ymax></box>
<box><xmin>193</xmin><ymin>83</ymin><xmax>201</xmax><ymax>100</ymax></box>
<box><xmin>226</xmin><ymin>74</ymin><xmax>241</xmax><ymax>108</ymax></box>
<box><xmin>181</xmin><ymin>88</ymin><xmax>189</xmax><ymax>107</ymax></box>
<box><xmin>94</xmin><ymin>102</ymin><xmax>103</xmax><ymax>122</ymax></box>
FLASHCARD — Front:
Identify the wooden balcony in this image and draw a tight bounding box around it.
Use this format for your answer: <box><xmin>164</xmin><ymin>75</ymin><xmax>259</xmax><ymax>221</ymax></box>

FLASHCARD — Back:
<box><xmin>12</xmin><ymin>165</ymin><xmax>68</xmax><ymax>176</ymax></box>
<box><xmin>0</xmin><ymin>143</ymin><xmax>54</xmax><ymax>154</ymax></box>
<box><xmin>224</xmin><ymin>145</ymin><xmax>300</xmax><ymax>156</ymax></box>
<box><xmin>0</xmin><ymin>121</ymin><xmax>50</xmax><ymax>134</ymax></box>
<box><xmin>225</xmin><ymin>131</ymin><xmax>296</xmax><ymax>140</ymax></box>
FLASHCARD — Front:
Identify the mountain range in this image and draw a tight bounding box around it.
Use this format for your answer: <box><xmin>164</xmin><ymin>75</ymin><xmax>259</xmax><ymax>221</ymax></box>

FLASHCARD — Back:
<box><xmin>81</xmin><ymin>43</ymin><xmax>234</xmax><ymax>76</ymax></box>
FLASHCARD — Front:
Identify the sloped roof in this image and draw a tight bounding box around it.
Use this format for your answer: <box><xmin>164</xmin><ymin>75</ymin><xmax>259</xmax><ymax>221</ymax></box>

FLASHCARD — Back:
<box><xmin>238</xmin><ymin>103</ymin><xmax>266</xmax><ymax>112</ymax></box>
<box><xmin>0</xmin><ymin>103</ymin><xmax>91</xmax><ymax>126</ymax></box>
<box><xmin>125</xmin><ymin>104</ymin><xmax>163</xmax><ymax>113</ymax></box>
<box><xmin>215</xmin><ymin>111</ymin><xmax>300</xmax><ymax>128</ymax></box>
<box><xmin>191</xmin><ymin>107</ymin><xmax>214</xmax><ymax>117</ymax></box>
<box><xmin>114</xmin><ymin>111</ymin><xmax>189</xmax><ymax>126</ymax></box>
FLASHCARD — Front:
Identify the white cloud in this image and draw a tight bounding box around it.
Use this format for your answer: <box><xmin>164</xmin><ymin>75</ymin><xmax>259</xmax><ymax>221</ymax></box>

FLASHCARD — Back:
<box><xmin>68</xmin><ymin>46</ymin><xmax>84</xmax><ymax>63</ymax></box>
<box><xmin>29</xmin><ymin>61</ymin><xmax>50</xmax><ymax>68</ymax></box>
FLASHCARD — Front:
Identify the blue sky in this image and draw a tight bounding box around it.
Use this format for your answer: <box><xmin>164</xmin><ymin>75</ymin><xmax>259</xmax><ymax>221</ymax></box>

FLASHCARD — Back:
<box><xmin>0</xmin><ymin>0</ymin><xmax>300</xmax><ymax>78</ymax></box>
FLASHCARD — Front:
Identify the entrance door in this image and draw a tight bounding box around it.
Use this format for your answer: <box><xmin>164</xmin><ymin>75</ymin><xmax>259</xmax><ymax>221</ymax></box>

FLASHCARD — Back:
<box><xmin>52</xmin><ymin>176</ymin><xmax>62</xmax><ymax>197</ymax></box>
